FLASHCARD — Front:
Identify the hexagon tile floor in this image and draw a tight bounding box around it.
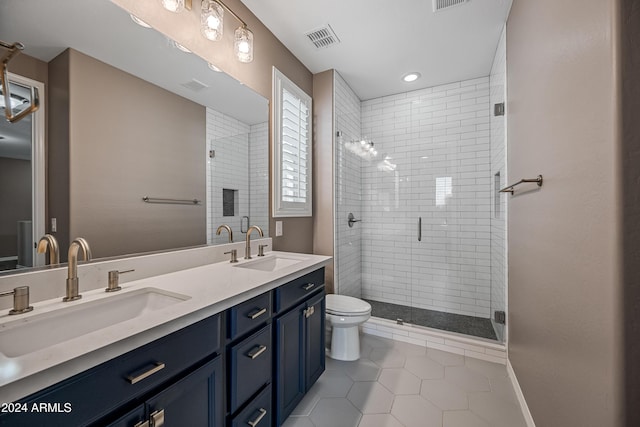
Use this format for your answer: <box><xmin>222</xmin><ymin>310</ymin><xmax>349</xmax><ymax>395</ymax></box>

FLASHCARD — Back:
<box><xmin>283</xmin><ymin>335</ymin><xmax>527</xmax><ymax>427</ymax></box>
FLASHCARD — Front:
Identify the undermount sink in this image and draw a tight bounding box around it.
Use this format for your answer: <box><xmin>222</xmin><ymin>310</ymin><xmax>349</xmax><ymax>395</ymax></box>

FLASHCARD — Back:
<box><xmin>235</xmin><ymin>254</ymin><xmax>307</xmax><ymax>272</ymax></box>
<box><xmin>0</xmin><ymin>288</ymin><xmax>190</xmax><ymax>358</ymax></box>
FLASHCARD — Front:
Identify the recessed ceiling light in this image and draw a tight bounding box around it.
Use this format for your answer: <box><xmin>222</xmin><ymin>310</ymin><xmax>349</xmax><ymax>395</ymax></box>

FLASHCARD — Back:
<box><xmin>130</xmin><ymin>14</ymin><xmax>152</xmax><ymax>28</ymax></box>
<box><xmin>208</xmin><ymin>63</ymin><xmax>222</xmax><ymax>72</ymax></box>
<box><xmin>402</xmin><ymin>72</ymin><xmax>421</xmax><ymax>82</ymax></box>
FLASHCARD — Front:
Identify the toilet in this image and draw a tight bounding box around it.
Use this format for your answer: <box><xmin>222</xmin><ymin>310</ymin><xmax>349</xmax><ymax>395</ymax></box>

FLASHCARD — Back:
<box><xmin>325</xmin><ymin>294</ymin><xmax>372</xmax><ymax>361</ymax></box>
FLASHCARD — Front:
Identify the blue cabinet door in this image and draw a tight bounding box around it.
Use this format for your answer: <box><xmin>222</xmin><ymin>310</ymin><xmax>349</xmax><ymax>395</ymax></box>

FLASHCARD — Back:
<box><xmin>145</xmin><ymin>355</ymin><xmax>224</xmax><ymax>427</ymax></box>
<box><xmin>305</xmin><ymin>291</ymin><xmax>326</xmax><ymax>390</ymax></box>
<box><xmin>275</xmin><ymin>302</ymin><xmax>305</xmax><ymax>426</ymax></box>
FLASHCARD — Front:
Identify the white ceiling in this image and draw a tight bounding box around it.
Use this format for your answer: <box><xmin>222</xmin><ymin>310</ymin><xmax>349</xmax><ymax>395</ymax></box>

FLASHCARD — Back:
<box><xmin>241</xmin><ymin>0</ymin><xmax>512</xmax><ymax>100</ymax></box>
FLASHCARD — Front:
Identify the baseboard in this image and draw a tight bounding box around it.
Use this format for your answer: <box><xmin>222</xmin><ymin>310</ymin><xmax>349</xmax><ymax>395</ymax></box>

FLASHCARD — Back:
<box><xmin>506</xmin><ymin>359</ymin><xmax>536</xmax><ymax>427</ymax></box>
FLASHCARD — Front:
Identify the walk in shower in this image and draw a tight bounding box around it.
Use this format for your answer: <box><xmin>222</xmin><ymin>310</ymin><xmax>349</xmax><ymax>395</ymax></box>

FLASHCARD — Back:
<box><xmin>334</xmin><ymin>30</ymin><xmax>507</xmax><ymax>343</ymax></box>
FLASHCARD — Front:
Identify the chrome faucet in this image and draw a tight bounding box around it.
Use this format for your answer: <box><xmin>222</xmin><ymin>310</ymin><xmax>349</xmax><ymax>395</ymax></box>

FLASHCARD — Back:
<box><xmin>216</xmin><ymin>224</ymin><xmax>233</xmax><ymax>243</ymax></box>
<box><xmin>36</xmin><ymin>234</ymin><xmax>60</xmax><ymax>265</ymax></box>
<box><xmin>64</xmin><ymin>237</ymin><xmax>92</xmax><ymax>302</ymax></box>
<box><xmin>245</xmin><ymin>225</ymin><xmax>264</xmax><ymax>259</ymax></box>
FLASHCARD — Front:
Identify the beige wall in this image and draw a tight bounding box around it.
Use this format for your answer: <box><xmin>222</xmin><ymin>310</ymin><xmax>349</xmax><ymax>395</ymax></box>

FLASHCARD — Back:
<box><xmin>312</xmin><ymin>70</ymin><xmax>335</xmax><ymax>292</ymax></box>
<box><xmin>49</xmin><ymin>49</ymin><xmax>206</xmax><ymax>259</ymax></box>
<box><xmin>620</xmin><ymin>0</ymin><xmax>640</xmax><ymax>424</ymax></box>
<box><xmin>110</xmin><ymin>0</ymin><xmax>315</xmax><ymax>253</ymax></box>
<box><xmin>507</xmin><ymin>0</ymin><xmax>623</xmax><ymax>425</ymax></box>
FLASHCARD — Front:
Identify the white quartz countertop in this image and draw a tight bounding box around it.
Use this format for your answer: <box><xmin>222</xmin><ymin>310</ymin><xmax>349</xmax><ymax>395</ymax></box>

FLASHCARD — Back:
<box><xmin>0</xmin><ymin>251</ymin><xmax>331</xmax><ymax>403</ymax></box>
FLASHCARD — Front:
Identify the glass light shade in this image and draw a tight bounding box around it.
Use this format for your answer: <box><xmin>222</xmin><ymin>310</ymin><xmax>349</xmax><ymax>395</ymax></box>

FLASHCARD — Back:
<box><xmin>234</xmin><ymin>26</ymin><xmax>253</xmax><ymax>63</ymax></box>
<box><xmin>161</xmin><ymin>0</ymin><xmax>184</xmax><ymax>12</ymax></box>
<box><xmin>201</xmin><ymin>0</ymin><xmax>224</xmax><ymax>41</ymax></box>
<box><xmin>130</xmin><ymin>14</ymin><xmax>152</xmax><ymax>28</ymax></box>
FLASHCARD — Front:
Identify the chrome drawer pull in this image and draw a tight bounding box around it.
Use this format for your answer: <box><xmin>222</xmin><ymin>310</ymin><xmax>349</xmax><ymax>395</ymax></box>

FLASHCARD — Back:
<box><xmin>247</xmin><ymin>344</ymin><xmax>267</xmax><ymax>359</ymax></box>
<box><xmin>150</xmin><ymin>409</ymin><xmax>165</xmax><ymax>427</ymax></box>
<box><xmin>248</xmin><ymin>307</ymin><xmax>267</xmax><ymax>320</ymax></box>
<box><xmin>247</xmin><ymin>408</ymin><xmax>267</xmax><ymax>427</ymax></box>
<box><xmin>127</xmin><ymin>362</ymin><xmax>166</xmax><ymax>384</ymax></box>
<box><xmin>302</xmin><ymin>283</ymin><xmax>315</xmax><ymax>291</ymax></box>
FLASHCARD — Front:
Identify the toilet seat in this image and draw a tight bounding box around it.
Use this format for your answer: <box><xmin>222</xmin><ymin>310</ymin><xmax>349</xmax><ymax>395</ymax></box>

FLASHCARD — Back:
<box><xmin>326</xmin><ymin>294</ymin><xmax>371</xmax><ymax>316</ymax></box>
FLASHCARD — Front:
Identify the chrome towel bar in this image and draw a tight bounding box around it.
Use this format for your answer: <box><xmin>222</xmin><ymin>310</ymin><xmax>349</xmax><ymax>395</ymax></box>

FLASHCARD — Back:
<box><xmin>142</xmin><ymin>196</ymin><xmax>201</xmax><ymax>205</ymax></box>
<box><xmin>499</xmin><ymin>175</ymin><xmax>543</xmax><ymax>195</ymax></box>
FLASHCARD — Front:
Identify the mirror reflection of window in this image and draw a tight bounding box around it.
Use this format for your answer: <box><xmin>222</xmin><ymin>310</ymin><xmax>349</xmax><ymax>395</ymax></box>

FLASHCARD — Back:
<box><xmin>435</xmin><ymin>177</ymin><xmax>453</xmax><ymax>207</ymax></box>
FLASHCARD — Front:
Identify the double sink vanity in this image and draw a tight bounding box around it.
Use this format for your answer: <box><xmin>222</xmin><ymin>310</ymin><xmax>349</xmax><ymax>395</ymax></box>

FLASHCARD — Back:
<box><xmin>0</xmin><ymin>240</ymin><xmax>330</xmax><ymax>426</ymax></box>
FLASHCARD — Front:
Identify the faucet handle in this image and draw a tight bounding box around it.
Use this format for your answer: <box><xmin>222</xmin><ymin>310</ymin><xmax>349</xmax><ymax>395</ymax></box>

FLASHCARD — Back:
<box><xmin>258</xmin><ymin>244</ymin><xmax>269</xmax><ymax>257</ymax></box>
<box><xmin>0</xmin><ymin>286</ymin><xmax>34</xmax><ymax>315</ymax></box>
<box><xmin>224</xmin><ymin>249</ymin><xmax>238</xmax><ymax>263</ymax></box>
<box><xmin>106</xmin><ymin>269</ymin><xmax>135</xmax><ymax>292</ymax></box>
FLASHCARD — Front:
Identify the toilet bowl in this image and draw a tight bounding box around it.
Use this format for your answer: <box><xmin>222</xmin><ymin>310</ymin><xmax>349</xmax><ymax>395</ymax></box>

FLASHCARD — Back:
<box><xmin>326</xmin><ymin>294</ymin><xmax>372</xmax><ymax>361</ymax></box>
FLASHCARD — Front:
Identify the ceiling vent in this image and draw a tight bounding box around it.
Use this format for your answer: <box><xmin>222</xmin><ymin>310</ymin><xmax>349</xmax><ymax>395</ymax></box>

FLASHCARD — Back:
<box><xmin>181</xmin><ymin>79</ymin><xmax>209</xmax><ymax>92</ymax></box>
<box><xmin>433</xmin><ymin>0</ymin><xmax>468</xmax><ymax>12</ymax></box>
<box><xmin>305</xmin><ymin>24</ymin><xmax>340</xmax><ymax>49</ymax></box>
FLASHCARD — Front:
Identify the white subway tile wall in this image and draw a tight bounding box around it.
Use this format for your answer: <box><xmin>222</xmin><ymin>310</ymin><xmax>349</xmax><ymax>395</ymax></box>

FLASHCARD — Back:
<box><xmin>335</xmin><ymin>72</ymin><xmax>363</xmax><ymax>298</ymax></box>
<box><xmin>360</xmin><ymin>77</ymin><xmax>492</xmax><ymax>318</ymax></box>
<box><xmin>206</xmin><ymin>108</ymin><xmax>268</xmax><ymax>245</ymax></box>
<box><xmin>490</xmin><ymin>27</ymin><xmax>507</xmax><ymax>341</ymax></box>
<box><xmin>249</xmin><ymin>122</ymin><xmax>270</xmax><ymax>238</ymax></box>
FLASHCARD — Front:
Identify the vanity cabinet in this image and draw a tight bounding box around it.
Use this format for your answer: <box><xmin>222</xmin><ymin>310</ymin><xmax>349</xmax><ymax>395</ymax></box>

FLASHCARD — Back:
<box><xmin>274</xmin><ymin>269</ymin><xmax>326</xmax><ymax>426</ymax></box>
<box><xmin>0</xmin><ymin>266</ymin><xmax>326</xmax><ymax>427</ymax></box>
<box><xmin>0</xmin><ymin>314</ymin><xmax>223</xmax><ymax>427</ymax></box>
<box><xmin>107</xmin><ymin>356</ymin><xmax>224</xmax><ymax>427</ymax></box>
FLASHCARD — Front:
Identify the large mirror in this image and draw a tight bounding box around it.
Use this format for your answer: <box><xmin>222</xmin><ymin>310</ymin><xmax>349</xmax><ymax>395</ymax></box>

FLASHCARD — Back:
<box><xmin>0</xmin><ymin>0</ymin><xmax>269</xmax><ymax>272</ymax></box>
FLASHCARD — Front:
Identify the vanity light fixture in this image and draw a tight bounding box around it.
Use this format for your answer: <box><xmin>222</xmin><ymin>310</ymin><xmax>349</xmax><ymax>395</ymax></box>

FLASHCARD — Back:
<box><xmin>161</xmin><ymin>0</ymin><xmax>188</xmax><ymax>13</ymax></box>
<box><xmin>201</xmin><ymin>0</ymin><xmax>224</xmax><ymax>41</ymax></box>
<box><xmin>402</xmin><ymin>72</ymin><xmax>421</xmax><ymax>82</ymax></box>
<box><xmin>159</xmin><ymin>0</ymin><xmax>254</xmax><ymax>63</ymax></box>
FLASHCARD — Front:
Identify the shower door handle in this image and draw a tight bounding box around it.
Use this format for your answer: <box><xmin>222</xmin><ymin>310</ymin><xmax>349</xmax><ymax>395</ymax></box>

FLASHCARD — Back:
<box><xmin>418</xmin><ymin>217</ymin><xmax>422</xmax><ymax>242</ymax></box>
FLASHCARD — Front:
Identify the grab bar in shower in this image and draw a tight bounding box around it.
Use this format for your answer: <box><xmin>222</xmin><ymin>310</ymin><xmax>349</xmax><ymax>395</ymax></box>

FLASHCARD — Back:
<box><xmin>142</xmin><ymin>196</ymin><xmax>201</xmax><ymax>205</ymax></box>
<box><xmin>499</xmin><ymin>175</ymin><xmax>543</xmax><ymax>195</ymax></box>
<box><xmin>418</xmin><ymin>217</ymin><xmax>422</xmax><ymax>242</ymax></box>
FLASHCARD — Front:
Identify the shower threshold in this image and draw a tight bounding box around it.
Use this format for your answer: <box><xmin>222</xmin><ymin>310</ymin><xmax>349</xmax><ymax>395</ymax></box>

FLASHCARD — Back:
<box><xmin>364</xmin><ymin>299</ymin><xmax>497</xmax><ymax>341</ymax></box>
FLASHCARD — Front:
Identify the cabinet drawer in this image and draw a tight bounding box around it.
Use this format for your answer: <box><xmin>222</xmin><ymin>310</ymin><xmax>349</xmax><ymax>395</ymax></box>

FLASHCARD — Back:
<box><xmin>228</xmin><ymin>324</ymin><xmax>272</xmax><ymax>413</ymax></box>
<box><xmin>230</xmin><ymin>386</ymin><xmax>272</xmax><ymax>427</ymax></box>
<box><xmin>0</xmin><ymin>314</ymin><xmax>221</xmax><ymax>427</ymax></box>
<box><xmin>228</xmin><ymin>291</ymin><xmax>272</xmax><ymax>340</ymax></box>
<box><xmin>274</xmin><ymin>268</ymin><xmax>325</xmax><ymax>313</ymax></box>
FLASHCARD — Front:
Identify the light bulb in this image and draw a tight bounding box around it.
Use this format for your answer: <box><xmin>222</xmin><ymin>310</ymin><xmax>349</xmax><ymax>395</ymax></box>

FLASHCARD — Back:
<box><xmin>161</xmin><ymin>0</ymin><xmax>184</xmax><ymax>13</ymax></box>
<box><xmin>234</xmin><ymin>26</ymin><xmax>253</xmax><ymax>63</ymax></box>
<box><xmin>201</xmin><ymin>0</ymin><xmax>224</xmax><ymax>41</ymax></box>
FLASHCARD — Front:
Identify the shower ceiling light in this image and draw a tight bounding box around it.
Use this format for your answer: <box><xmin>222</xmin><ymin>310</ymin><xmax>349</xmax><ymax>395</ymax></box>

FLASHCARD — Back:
<box><xmin>402</xmin><ymin>72</ymin><xmax>421</xmax><ymax>82</ymax></box>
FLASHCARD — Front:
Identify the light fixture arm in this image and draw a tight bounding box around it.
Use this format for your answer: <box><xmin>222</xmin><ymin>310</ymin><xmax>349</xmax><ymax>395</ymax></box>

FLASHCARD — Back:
<box><xmin>212</xmin><ymin>0</ymin><xmax>247</xmax><ymax>28</ymax></box>
<box><xmin>1</xmin><ymin>41</ymin><xmax>40</xmax><ymax>123</ymax></box>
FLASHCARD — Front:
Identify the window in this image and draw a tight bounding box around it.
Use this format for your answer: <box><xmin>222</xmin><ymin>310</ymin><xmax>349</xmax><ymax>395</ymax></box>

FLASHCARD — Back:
<box><xmin>272</xmin><ymin>67</ymin><xmax>312</xmax><ymax>217</ymax></box>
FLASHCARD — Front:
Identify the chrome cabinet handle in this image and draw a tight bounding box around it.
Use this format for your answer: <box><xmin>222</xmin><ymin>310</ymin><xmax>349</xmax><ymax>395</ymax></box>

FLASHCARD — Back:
<box><xmin>248</xmin><ymin>307</ymin><xmax>267</xmax><ymax>320</ymax></box>
<box><xmin>134</xmin><ymin>421</ymin><xmax>149</xmax><ymax>427</ymax></box>
<box><xmin>302</xmin><ymin>283</ymin><xmax>315</xmax><ymax>291</ymax></box>
<box><xmin>247</xmin><ymin>344</ymin><xmax>267</xmax><ymax>359</ymax></box>
<box><xmin>418</xmin><ymin>217</ymin><xmax>422</xmax><ymax>242</ymax></box>
<box><xmin>247</xmin><ymin>408</ymin><xmax>267</xmax><ymax>427</ymax></box>
<box><xmin>150</xmin><ymin>409</ymin><xmax>165</xmax><ymax>427</ymax></box>
<box><xmin>304</xmin><ymin>306</ymin><xmax>315</xmax><ymax>318</ymax></box>
<box><xmin>127</xmin><ymin>362</ymin><xmax>165</xmax><ymax>384</ymax></box>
